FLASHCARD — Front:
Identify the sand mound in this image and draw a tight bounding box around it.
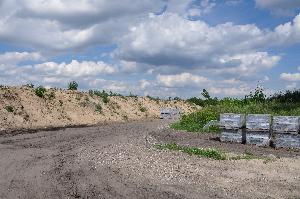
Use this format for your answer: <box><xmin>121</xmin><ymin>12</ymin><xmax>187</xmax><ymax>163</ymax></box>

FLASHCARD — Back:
<box><xmin>0</xmin><ymin>86</ymin><xmax>197</xmax><ymax>130</ymax></box>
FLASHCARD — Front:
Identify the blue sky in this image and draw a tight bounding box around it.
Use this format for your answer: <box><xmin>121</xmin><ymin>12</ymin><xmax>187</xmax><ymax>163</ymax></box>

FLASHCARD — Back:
<box><xmin>0</xmin><ymin>0</ymin><xmax>300</xmax><ymax>98</ymax></box>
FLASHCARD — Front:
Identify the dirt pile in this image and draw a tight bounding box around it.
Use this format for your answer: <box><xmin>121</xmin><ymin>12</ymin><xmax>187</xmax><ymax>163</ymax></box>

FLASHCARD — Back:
<box><xmin>0</xmin><ymin>86</ymin><xmax>197</xmax><ymax>130</ymax></box>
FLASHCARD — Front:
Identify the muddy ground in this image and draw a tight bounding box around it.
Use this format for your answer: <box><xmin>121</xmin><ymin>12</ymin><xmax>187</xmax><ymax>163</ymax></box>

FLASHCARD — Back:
<box><xmin>0</xmin><ymin>120</ymin><xmax>299</xmax><ymax>199</ymax></box>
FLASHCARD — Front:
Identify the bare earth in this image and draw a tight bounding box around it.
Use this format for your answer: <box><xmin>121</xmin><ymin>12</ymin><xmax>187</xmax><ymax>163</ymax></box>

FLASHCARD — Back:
<box><xmin>0</xmin><ymin>120</ymin><xmax>299</xmax><ymax>199</ymax></box>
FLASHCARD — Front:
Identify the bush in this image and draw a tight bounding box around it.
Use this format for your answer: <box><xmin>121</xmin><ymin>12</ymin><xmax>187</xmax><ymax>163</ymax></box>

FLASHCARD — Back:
<box><xmin>95</xmin><ymin>104</ymin><xmax>102</xmax><ymax>113</ymax></box>
<box><xmin>68</xmin><ymin>81</ymin><xmax>78</xmax><ymax>90</ymax></box>
<box><xmin>92</xmin><ymin>90</ymin><xmax>109</xmax><ymax>103</ymax></box>
<box><xmin>35</xmin><ymin>86</ymin><xmax>46</xmax><ymax>98</ymax></box>
<box><xmin>5</xmin><ymin>106</ymin><xmax>14</xmax><ymax>113</ymax></box>
<box><xmin>139</xmin><ymin>107</ymin><xmax>147</xmax><ymax>112</ymax></box>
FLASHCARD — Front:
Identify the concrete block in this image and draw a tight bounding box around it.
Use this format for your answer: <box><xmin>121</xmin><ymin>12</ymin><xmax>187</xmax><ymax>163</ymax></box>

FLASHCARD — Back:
<box><xmin>274</xmin><ymin>133</ymin><xmax>300</xmax><ymax>149</ymax></box>
<box><xmin>220</xmin><ymin>113</ymin><xmax>246</xmax><ymax>129</ymax></box>
<box><xmin>220</xmin><ymin>129</ymin><xmax>245</xmax><ymax>143</ymax></box>
<box><xmin>246</xmin><ymin>131</ymin><xmax>270</xmax><ymax>146</ymax></box>
<box><xmin>273</xmin><ymin>116</ymin><xmax>300</xmax><ymax>134</ymax></box>
<box><xmin>246</xmin><ymin>114</ymin><xmax>271</xmax><ymax>131</ymax></box>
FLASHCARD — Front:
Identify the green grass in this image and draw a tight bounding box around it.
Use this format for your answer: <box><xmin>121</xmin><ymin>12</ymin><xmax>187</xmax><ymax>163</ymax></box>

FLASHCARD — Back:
<box><xmin>171</xmin><ymin>100</ymin><xmax>300</xmax><ymax>133</ymax></box>
<box><xmin>154</xmin><ymin>143</ymin><xmax>261</xmax><ymax>161</ymax></box>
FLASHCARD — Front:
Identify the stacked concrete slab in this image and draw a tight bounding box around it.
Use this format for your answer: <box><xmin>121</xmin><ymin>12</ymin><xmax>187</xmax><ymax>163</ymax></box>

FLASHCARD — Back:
<box><xmin>273</xmin><ymin>116</ymin><xmax>300</xmax><ymax>149</ymax></box>
<box><xmin>220</xmin><ymin>113</ymin><xmax>246</xmax><ymax>143</ymax></box>
<box><xmin>246</xmin><ymin>114</ymin><xmax>271</xmax><ymax>146</ymax></box>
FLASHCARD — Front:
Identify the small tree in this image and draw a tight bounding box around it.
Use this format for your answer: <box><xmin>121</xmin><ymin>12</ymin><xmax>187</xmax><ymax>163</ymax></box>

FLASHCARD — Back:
<box><xmin>68</xmin><ymin>81</ymin><xmax>78</xmax><ymax>90</ymax></box>
<box><xmin>201</xmin><ymin>89</ymin><xmax>211</xmax><ymax>100</ymax></box>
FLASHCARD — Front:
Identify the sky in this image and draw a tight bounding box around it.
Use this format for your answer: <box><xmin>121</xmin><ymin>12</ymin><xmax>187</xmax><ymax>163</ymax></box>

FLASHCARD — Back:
<box><xmin>0</xmin><ymin>0</ymin><xmax>300</xmax><ymax>99</ymax></box>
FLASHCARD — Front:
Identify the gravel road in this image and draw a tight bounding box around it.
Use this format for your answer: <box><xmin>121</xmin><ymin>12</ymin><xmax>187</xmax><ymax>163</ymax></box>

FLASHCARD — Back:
<box><xmin>0</xmin><ymin>120</ymin><xmax>299</xmax><ymax>199</ymax></box>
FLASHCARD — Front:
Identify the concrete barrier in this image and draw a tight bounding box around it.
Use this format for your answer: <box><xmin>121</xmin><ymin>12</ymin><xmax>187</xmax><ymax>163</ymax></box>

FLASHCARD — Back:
<box><xmin>220</xmin><ymin>113</ymin><xmax>246</xmax><ymax>143</ymax></box>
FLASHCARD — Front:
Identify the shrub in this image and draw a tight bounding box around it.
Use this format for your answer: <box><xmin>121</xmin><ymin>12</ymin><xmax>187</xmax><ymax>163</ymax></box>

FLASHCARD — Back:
<box><xmin>46</xmin><ymin>92</ymin><xmax>55</xmax><ymax>100</ymax></box>
<box><xmin>68</xmin><ymin>81</ymin><xmax>78</xmax><ymax>90</ymax></box>
<box><xmin>5</xmin><ymin>106</ymin><xmax>14</xmax><ymax>113</ymax></box>
<box><xmin>95</xmin><ymin>104</ymin><xmax>102</xmax><ymax>113</ymax></box>
<box><xmin>88</xmin><ymin>90</ymin><xmax>94</xmax><ymax>97</ymax></box>
<box><xmin>35</xmin><ymin>86</ymin><xmax>46</xmax><ymax>98</ymax></box>
<box><xmin>93</xmin><ymin>90</ymin><xmax>109</xmax><ymax>103</ymax></box>
<box><xmin>139</xmin><ymin>107</ymin><xmax>147</xmax><ymax>112</ymax></box>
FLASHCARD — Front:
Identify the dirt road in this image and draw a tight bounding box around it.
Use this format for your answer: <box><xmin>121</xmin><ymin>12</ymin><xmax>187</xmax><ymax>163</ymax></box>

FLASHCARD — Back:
<box><xmin>0</xmin><ymin>120</ymin><xmax>299</xmax><ymax>199</ymax></box>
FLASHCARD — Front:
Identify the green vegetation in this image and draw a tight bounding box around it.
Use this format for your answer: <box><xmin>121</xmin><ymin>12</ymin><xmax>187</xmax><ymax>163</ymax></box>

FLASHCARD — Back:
<box><xmin>95</xmin><ymin>104</ymin><xmax>102</xmax><ymax>113</ymax></box>
<box><xmin>5</xmin><ymin>106</ymin><xmax>14</xmax><ymax>113</ymax></box>
<box><xmin>122</xmin><ymin>115</ymin><xmax>128</xmax><ymax>121</ymax></box>
<box><xmin>154</xmin><ymin>143</ymin><xmax>260</xmax><ymax>161</ymax></box>
<box><xmin>46</xmin><ymin>91</ymin><xmax>55</xmax><ymax>100</ymax></box>
<box><xmin>68</xmin><ymin>81</ymin><xmax>78</xmax><ymax>90</ymax></box>
<box><xmin>173</xmin><ymin>87</ymin><xmax>300</xmax><ymax>133</ymax></box>
<box><xmin>139</xmin><ymin>106</ymin><xmax>147</xmax><ymax>112</ymax></box>
<box><xmin>35</xmin><ymin>86</ymin><xmax>46</xmax><ymax>98</ymax></box>
<box><xmin>89</xmin><ymin>90</ymin><xmax>110</xmax><ymax>104</ymax></box>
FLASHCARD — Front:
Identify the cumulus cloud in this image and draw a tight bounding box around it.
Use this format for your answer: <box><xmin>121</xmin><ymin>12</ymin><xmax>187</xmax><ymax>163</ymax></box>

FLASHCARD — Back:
<box><xmin>0</xmin><ymin>51</ymin><xmax>42</xmax><ymax>65</ymax></box>
<box><xmin>116</xmin><ymin>13</ymin><xmax>300</xmax><ymax>77</ymax></box>
<box><xmin>0</xmin><ymin>0</ymin><xmax>165</xmax><ymax>51</ymax></box>
<box><xmin>34</xmin><ymin>60</ymin><xmax>117</xmax><ymax>77</ymax></box>
<box><xmin>280</xmin><ymin>73</ymin><xmax>300</xmax><ymax>81</ymax></box>
<box><xmin>157</xmin><ymin>73</ymin><xmax>210</xmax><ymax>87</ymax></box>
<box><xmin>255</xmin><ymin>0</ymin><xmax>300</xmax><ymax>16</ymax></box>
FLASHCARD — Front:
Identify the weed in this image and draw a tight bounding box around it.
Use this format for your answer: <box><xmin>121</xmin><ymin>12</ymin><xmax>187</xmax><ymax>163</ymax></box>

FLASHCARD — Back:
<box><xmin>75</xmin><ymin>95</ymin><xmax>81</xmax><ymax>101</ymax></box>
<box><xmin>122</xmin><ymin>115</ymin><xmax>128</xmax><ymax>121</ymax></box>
<box><xmin>155</xmin><ymin>143</ymin><xmax>262</xmax><ymax>161</ymax></box>
<box><xmin>139</xmin><ymin>106</ymin><xmax>147</xmax><ymax>112</ymax></box>
<box><xmin>68</xmin><ymin>81</ymin><xmax>78</xmax><ymax>90</ymax></box>
<box><xmin>95</xmin><ymin>104</ymin><xmax>102</xmax><ymax>113</ymax></box>
<box><xmin>92</xmin><ymin>90</ymin><xmax>110</xmax><ymax>103</ymax></box>
<box><xmin>154</xmin><ymin>143</ymin><xmax>226</xmax><ymax>160</ymax></box>
<box><xmin>88</xmin><ymin>90</ymin><xmax>94</xmax><ymax>97</ymax></box>
<box><xmin>5</xmin><ymin>106</ymin><xmax>14</xmax><ymax>113</ymax></box>
<box><xmin>35</xmin><ymin>86</ymin><xmax>46</xmax><ymax>98</ymax></box>
<box><xmin>59</xmin><ymin>100</ymin><xmax>63</xmax><ymax>106</ymax></box>
<box><xmin>46</xmin><ymin>92</ymin><xmax>55</xmax><ymax>100</ymax></box>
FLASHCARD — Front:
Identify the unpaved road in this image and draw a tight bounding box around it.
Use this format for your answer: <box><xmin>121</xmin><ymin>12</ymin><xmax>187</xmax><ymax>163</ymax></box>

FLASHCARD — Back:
<box><xmin>0</xmin><ymin>120</ymin><xmax>299</xmax><ymax>199</ymax></box>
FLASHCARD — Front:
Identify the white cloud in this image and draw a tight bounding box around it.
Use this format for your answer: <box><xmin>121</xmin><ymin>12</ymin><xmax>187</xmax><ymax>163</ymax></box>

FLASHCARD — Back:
<box><xmin>116</xmin><ymin>13</ymin><xmax>299</xmax><ymax>77</ymax></box>
<box><xmin>0</xmin><ymin>51</ymin><xmax>42</xmax><ymax>65</ymax></box>
<box><xmin>255</xmin><ymin>0</ymin><xmax>300</xmax><ymax>16</ymax></box>
<box><xmin>157</xmin><ymin>73</ymin><xmax>210</xmax><ymax>87</ymax></box>
<box><xmin>280</xmin><ymin>73</ymin><xmax>300</xmax><ymax>81</ymax></box>
<box><xmin>34</xmin><ymin>60</ymin><xmax>117</xmax><ymax>77</ymax></box>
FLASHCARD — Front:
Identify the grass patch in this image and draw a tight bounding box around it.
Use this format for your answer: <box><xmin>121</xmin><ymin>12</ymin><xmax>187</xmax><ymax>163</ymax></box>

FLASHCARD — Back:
<box><xmin>154</xmin><ymin>143</ymin><xmax>261</xmax><ymax>161</ymax></box>
<box><xmin>154</xmin><ymin>143</ymin><xmax>226</xmax><ymax>160</ymax></box>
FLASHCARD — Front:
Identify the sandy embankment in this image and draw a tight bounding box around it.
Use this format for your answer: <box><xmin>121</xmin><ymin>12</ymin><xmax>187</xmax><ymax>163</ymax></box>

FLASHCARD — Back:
<box><xmin>0</xmin><ymin>86</ymin><xmax>197</xmax><ymax>130</ymax></box>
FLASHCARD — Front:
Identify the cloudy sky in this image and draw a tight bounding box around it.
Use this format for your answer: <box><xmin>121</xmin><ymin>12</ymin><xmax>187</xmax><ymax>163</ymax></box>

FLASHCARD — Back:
<box><xmin>0</xmin><ymin>0</ymin><xmax>300</xmax><ymax>98</ymax></box>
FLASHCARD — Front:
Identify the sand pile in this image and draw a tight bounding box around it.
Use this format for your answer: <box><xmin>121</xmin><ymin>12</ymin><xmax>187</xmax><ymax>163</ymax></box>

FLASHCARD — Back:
<box><xmin>0</xmin><ymin>86</ymin><xmax>197</xmax><ymax>130</ymax></box>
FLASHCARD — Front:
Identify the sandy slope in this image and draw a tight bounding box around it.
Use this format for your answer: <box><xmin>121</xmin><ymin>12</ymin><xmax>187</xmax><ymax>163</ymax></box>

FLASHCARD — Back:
<box><xmin>0</xmin><ymin>86</ymin><xmax>197</xmax><ymax>130</ymax></box>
